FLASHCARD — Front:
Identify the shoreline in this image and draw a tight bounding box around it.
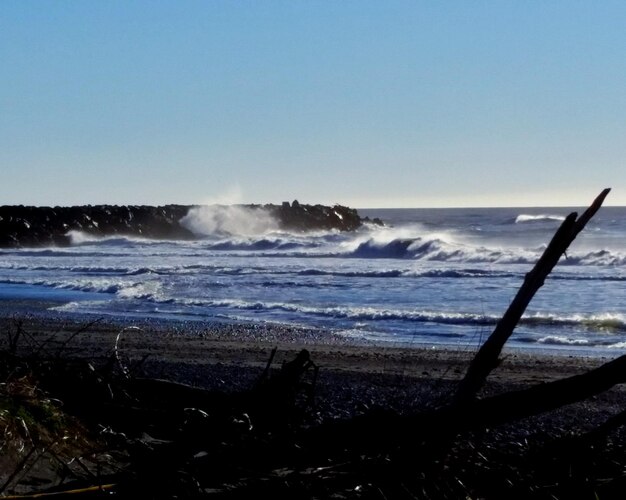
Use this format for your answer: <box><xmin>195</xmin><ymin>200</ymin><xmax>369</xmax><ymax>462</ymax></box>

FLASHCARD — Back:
<box><xmin>0</xmin><ymin>300</ymin><xmax>618</xmax><ymax>389</ymax></box>
<box><xmin>1</xmin><ymin>295</ymin><xmax>622</xmax><ymax>359</ymax></box>
<box><xmin>3</xmin><ymin>306</ymin><xmax>626</xmax><ymax>437</ymax></box>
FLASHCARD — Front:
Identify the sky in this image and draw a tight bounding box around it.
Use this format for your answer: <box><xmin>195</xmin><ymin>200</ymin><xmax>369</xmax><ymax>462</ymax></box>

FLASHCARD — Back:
<box><xmin>1</xmin><ymin>1</ymin><xmax>625</xmax><ymax>208</ymax></box>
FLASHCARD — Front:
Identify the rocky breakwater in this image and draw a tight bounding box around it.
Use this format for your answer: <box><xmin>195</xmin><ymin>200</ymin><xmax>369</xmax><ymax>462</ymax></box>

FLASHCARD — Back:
<box><xmin>270</xmin><ymin>200</ymin><xmax>368</xmax><ymax>232</ymax></box>
<box><xmin>0</xmin><ymin>202</ymin><xmax>381</xmax><ymax>248</ymax></box>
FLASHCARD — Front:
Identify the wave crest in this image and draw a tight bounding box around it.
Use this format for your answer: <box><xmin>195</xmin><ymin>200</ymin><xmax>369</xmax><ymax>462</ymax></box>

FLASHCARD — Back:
<box><xmin>515</xmin><ymin>214</ymin><xmax>566</xmax><ymax>224</ymax></box>
<box><xmin>344</xmin><ymin>236</ymin><xmax>536</xmax><ymax>263</ymax></box>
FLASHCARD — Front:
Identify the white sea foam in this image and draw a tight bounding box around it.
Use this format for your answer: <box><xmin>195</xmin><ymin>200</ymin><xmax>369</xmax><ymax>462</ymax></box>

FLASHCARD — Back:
<box><xmin>2</xmin><ymin>276</ymin><xmax>155</xmax><ymax>298</ymax></box>
<box><xmin>175</xmin><ymin>300</ymin><xmax>626</xmax><ymax>335</ymax></box>
<box><xmin>66</xmin><ymin>230</ymin><xmax>99</xmax><ymax>245</ymax></box>
<box><xmin>116</xmin><ymin>280</ymin><xmax>164</xmax><ymax>300</ymax></box>
<box><xmin>515</xmin><ymin>214</ymin><xmax>567</xmax><ymax>223</ymax></box>
<box><xmin>183</xmin><ymin>298</ymin><xmax>500</xmax><ymax>325</ymax></box>
<box><xmin>607</xmin><ymin>342</ymin><xmax>626</xmax><ymax>349</ymax></box>
<box><xmin>66</xmin><ymin>231</ymin><xmax>148</xmax><ymax>246</ymax></box>
<box><xmin>521</xmin><ymin>312</ymin><xmax>626</xmax><ymax>332</ymax></box>
<box><xmin>537</xmin><ymin>336</ymin><xmax>590</xmax><ymax>345</ymax></box>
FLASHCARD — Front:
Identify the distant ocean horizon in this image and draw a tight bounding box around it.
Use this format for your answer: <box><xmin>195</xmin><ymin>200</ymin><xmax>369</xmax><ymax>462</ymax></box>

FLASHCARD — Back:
<box><xmin>2</xmin><ymin>205</ymin><xmax>626</xmax><ymax>355</ymax></box>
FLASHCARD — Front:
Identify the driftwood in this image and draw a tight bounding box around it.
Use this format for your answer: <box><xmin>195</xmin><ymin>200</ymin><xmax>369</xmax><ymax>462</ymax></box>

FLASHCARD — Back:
<box><xmin>434</xmin><ymin>349</ymin><xmax>626</xmax><ymax>436</ymax></box>
<box><xmin>305</xmin><ymin>350</ymin><xmax>626</xmax><ymax>455</ymax></box>
<box><xmin>455</xmin><ymin>188</ymin><xmax>611</xmax><ymax>404</ymax></box>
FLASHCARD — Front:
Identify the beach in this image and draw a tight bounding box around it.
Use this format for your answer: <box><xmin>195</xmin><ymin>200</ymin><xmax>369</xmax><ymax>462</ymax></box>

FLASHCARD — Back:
<box><xmin>4</xmin><ymin>301</ymin><xmax>626</xmax><ymax>498</ymax></box>
<box><xmin>3</xmin><ymin>302</ymin><xmax>624</xmax><ymax>424</ymax></box>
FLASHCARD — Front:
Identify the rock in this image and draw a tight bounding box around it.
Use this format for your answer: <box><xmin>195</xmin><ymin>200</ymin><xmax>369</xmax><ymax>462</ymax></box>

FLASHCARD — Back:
<box><xmin>0</xmin><ymin>205</ymin><xmax>194</xmax><ymax>247</ymax></box>
<box><xmin>0</xmin><ymin>203</ymin><xmax>376</xmax><ymax>248</ymax></box>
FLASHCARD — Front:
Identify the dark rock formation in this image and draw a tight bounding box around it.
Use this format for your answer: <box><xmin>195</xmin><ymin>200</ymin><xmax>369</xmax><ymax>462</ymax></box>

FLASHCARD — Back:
<box><xmin>0</xmin><ymin>205</ymin><xmax>193</xmax><ymax>248</ymax></box>
<box><xmin>0</xmin><ymin>203</ymin><xmax>378</xmax><ymax>248</ymax></box>
<box><xmin>270</xmin><ymin>201</ymin><xmax>363</xmax><ymax>233</ymax></box>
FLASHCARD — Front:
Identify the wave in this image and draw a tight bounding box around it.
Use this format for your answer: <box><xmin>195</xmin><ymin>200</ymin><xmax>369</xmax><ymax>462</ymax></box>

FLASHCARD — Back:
<box><xmin>205</xmin><ymin>244</ymin><xmax>626</xmax><ymax>266</ymax></box>
<box><xmin>4</xmin><ymin>260</ymin><xmax>626</xmax><ymax>286</ymax></box>
<box><xmin>517</xmin><ymin>313</ymin><xmax>626</xmax><ymax>345</ymax></box>
<box><xmin>524</xmin><ymin>330</ymin><xmax>626</xmax><ymax>348</ymax></box>
<box><xmin>61</xmin><ymin>230</ymin><xmax>345</xmax><ymax>254</ymax></box>
<box><xmin>66</xmin><ymin>231</ymin><xmax>171</xmax><ymax>247</ymax></box>
<box><xmin>115</xmin><ymin>281</ymin><xmax>165</xmax><ymax>301</ymax></box>
<box><xmin>297</xmin><ymin>268</ymin><xmax>518</xmax><ymax>279</ymax></box>
<box><xmin>0</xmin><ymin>278</ymin><xmax>124</xmax><ymax>295</ymax></box>
<box><xmin>13</xmin><ymin>277</ymin><xmax>624</xmax><ymax>335</ymax></box>
<box><xmin>342</xmin><ymin>237</ymin><xmax>536</xmax><ymax>263</ymax></box>
<box><xmin>0</xmin><ymin>277</ymin><xmax>165</xmax><ymax>300</ymax></box>
<box><xmin>206</xmin><ymin>237</ymin><xmax>319</xmax><ymax>252</ymax></box>
<box><xmin>337</xmin><ymin>236</ymin><xmax>626</xmax><ymax>266</ymax></box>
<box><xmin>0</xmin><ymin>263</ymin><xmax>166</xmax><ymax>276</ymax></box>
<box><xmin>351</xmin><ymin>238</ymin><xmax>417</xmax><ymax>259</ymax></box>
<box><xmin>0</xmin><ymin>249</ymin><xmax>132</xmax><ymax>258</ymax></box>
<box><xmin>551</xmin><ymin>274</ymin><xmax>626</xmax><ymax>282</ymax></box>
<box><xmin>168</xmin><ymin>299</ymin><xmax>626</xmax><ymax>335</ymax></box>
<box><xmin>515</xmin><ymin>214</ymin><xmax>567</xmax><ymax>224</ymax></box>
<box><xmin>607</xmin><ymin>342</ymin><xmax>626</xmax><ymax>349</ymax></box>
<box><xmin>298</xmin><ymin>268</ymin><xmax>404</xmax><ymax>278</ymax></box>
<box><xmin>536</xmin><ymin>336</ymin><xmax>590</xmax><ymax>346</ymax></box>
<box><xmin>555</xmin><ymin>250</ymin><xmax>626</xmax><ymax>267</ymax></box>
<box><xmin>10</xmin><ymin>225</ymin><xmax>625</xmax><ymax>267</ymax></box>
<box><xmin>183</xmin><ymin>299</ymin><xmax>500</xmax><ymax>325</ymax></box>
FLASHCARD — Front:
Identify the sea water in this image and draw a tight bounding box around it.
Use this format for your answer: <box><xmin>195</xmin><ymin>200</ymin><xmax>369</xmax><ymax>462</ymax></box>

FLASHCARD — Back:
<box><xmin>1</xmin><ymin>206</ymin><xmax>626</xmax><ymax>353</ymax></box>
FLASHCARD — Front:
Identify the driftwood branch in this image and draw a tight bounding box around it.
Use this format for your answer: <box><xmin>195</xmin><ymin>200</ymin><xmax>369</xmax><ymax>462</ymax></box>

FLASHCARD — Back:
<box><xmin>454</xmin><ymin>188</ymin><xmax>611</xmax><ymax>404</ymax></box>
<box><xmin>309</xmin><ymin>351</ymin><xmax>626</xmax><ymax>453</ymax></box>
<box><xmin>458</xmin><ymin>351</ymin><xmax>626</xmax><ymax>429</ymax></box>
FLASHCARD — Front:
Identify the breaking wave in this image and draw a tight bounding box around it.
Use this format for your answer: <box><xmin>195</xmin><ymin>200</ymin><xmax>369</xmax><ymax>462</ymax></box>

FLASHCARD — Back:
<box><xmin>8</xmin><ymin>225</ymin><xmax>626</xmax><ymax>267</ymax></box>
<box><xmin>536</xmin><ymin>336</ymin><xmax>590</xmax><ymax>346</ymax></box>
<box><xmin>158</xmin><ymin>299</ymin><xmax>626</xmax><ymax>333</ymax></box>
<box><xmin>181</xmin><ymin>299</ymin><xmax>502</xmax><ymax>325</ymax></box>
<box><xmin>339</xmin><ymin>236</ymin><xmax>626</xmax><ymax>265</ymax></box>
<box><xmin>297</xmin><ymin>268</ymin><xmax>518</xmax><ymax>279</ymax></box>
<box><xmin>0</xmin><ymin>277</ymin><xmax>165</xmax><ymax>300</ymax></box>
<box><xmin>206</xmin><ymin>238</ymin><xmax>319</xmax><ymax>252</ymax></box>
<box><xmin>180</xmin><ymin>205</ymin><xmax>278</xmax><ymax>236</ymax></box>
<box><xmin>341</xmin><ymin>237</ymin><xmax>536</xmax><ymax>263</ymax></box>
<box><xmin>66</xmin><ymin>231</ymin><xmax>167</xmax><ymax>247</ymax></box>
<box><xmin>521</xmin><ymin>312</ymin><xmax>626</xmax><ymax>333</ymax></box>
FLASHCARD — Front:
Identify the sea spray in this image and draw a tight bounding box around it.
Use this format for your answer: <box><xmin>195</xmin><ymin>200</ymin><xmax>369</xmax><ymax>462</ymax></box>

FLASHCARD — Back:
<box><xmin>180</xmin><ymin>205</ymin><xmax>279</xmax><ymax>236</ymax></box>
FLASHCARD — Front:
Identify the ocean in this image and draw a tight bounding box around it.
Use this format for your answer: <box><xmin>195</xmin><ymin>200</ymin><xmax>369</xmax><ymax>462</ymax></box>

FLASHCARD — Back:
<box><xmin>1</xmin><ymin>205</ymin><xmax>626</xmax><ymax>354</ymax></box>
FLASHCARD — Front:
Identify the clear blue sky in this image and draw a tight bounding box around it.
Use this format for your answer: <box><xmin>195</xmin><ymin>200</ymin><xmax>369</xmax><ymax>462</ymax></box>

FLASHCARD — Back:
<box><xmin>1</xmin><ymin>1</ymin><xmax>625</xmax><ymax>207</ymax></box>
